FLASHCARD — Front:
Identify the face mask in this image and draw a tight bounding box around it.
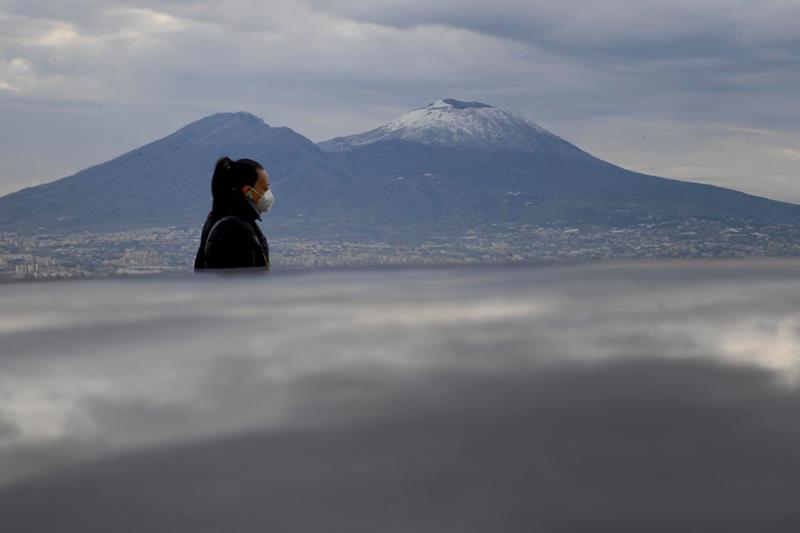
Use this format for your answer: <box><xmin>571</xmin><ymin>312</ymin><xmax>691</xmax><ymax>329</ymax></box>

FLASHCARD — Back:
<box><xmin>248</xmin><ymin>187</ymin><xmax>274</xmax><ymax>213</ymax></box>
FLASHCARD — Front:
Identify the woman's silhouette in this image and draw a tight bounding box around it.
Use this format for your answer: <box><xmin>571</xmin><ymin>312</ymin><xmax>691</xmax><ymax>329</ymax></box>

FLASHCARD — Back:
<box><xmin>194</xmin><ymin>157</ymin><xmax>273</xmax><ymax>270</ymax></box>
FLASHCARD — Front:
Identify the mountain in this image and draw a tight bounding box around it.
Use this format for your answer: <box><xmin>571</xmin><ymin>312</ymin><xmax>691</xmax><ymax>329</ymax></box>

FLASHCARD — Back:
<box><xmin>0</xmin><ymin>112</ymin><xmax>353</xmax><ymax>233</ymax></box>
<box><xmin>319</xmin><ymin>98</ymin><xmax>800</xmax><ymax>228</ymax></box>
<box><xmin>2</xmin><ymin>99</ymin><xmax>800</xmax><ymax>238</ymax></box>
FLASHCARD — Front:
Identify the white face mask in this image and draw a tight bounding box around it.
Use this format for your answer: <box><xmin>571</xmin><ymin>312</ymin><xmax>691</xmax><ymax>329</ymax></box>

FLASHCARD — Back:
<box><xmin>248</xmin><ymin>187</ymin><xmax>274</xmax><ymax>213</ymax></box>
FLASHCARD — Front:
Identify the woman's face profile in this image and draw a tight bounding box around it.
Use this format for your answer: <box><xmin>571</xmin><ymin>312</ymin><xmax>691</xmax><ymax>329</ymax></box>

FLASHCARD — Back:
<box><xmin>243</xmin><ymin>168</ymin><xmax>270</xmax><ymax>197</ymax></box>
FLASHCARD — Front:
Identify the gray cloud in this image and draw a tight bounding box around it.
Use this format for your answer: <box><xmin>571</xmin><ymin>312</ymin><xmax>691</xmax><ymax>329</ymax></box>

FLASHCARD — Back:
<box><xmin>0</xmin><ymin>1</ymin><xmax>798</xmax><ymax>203</ymax></box>
<box><xmin>307</xmin><ymin>0</ymin><xmax>800</xmax><ymax>61</ymax></box>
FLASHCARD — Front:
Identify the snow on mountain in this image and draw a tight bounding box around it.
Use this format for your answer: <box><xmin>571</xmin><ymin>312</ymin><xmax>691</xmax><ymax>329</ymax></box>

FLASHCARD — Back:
<box><xmin>318</xmin><ymin>98</ymin><xmax>568</xmax><ymax>153</ymax></box>
<box><xmin>5</xmin><ymin>103</ymin><xmax>800</xmax><ymax>237</ymax></box>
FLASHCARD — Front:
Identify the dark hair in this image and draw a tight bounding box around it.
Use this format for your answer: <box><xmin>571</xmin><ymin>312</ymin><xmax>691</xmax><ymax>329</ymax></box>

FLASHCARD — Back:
<box><xmin>210</xmin><ymin>156</ymin><xmax>264</xmax><ymax>215</ymax></box>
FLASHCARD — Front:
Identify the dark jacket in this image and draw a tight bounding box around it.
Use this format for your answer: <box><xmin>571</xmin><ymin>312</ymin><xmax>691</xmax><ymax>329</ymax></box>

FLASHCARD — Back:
<box><xmin>194</xmin><ymin>196</ymin><xmax>269</xmax><ymax>270</ymax></box>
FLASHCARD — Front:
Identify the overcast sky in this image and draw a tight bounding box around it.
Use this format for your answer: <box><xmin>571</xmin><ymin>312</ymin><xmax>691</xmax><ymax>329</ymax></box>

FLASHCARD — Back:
<box><xmin>1</xmin><ymin>0</ymin><xmax>799</xmax><ymax>202</ymax></box>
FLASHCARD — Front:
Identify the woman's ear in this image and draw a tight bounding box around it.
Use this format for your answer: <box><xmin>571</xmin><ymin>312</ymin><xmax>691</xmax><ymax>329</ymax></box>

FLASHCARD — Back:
<box><xmin>241</xmin><ymin>185</ymin><xmax>253</xmax><ymax>199</ymax></box>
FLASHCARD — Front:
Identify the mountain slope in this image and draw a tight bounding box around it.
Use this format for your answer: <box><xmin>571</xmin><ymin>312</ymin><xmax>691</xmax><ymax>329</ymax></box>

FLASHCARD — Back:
<box><xmin>0</xmin><ymin>112</ymin><xmax>353</xmax><ymax>233</ymax></box>
<box><xmin>2</xmin><ymin>100</ymin><xmax>800</xmax><ymax>238</ymax></box>
<box><xmin>317</xmin><ymin>98</ymin><xmax>800</xmax><ymax>227</ymax></box>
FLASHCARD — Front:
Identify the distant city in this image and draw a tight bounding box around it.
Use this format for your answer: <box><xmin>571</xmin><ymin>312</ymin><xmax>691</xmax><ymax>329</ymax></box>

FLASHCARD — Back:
<box><xmin>4</xmin><ymin>216</ymin><xmax>800</xmax><ymax>280</ymax></box>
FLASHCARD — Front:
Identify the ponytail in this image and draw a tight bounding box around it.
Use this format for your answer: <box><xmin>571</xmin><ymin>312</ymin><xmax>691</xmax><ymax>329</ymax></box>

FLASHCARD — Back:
<box><xmin>211</xmin><ymin>157</ymin><xmax>234</xmax><ymax>201</ymax></box>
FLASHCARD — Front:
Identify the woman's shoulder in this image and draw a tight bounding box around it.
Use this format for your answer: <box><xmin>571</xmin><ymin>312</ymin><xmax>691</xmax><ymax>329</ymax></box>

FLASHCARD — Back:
<box><xmin>207</xmin><ymin>214</ymin><xmax>258</xmax><ymax>242</ymax></box>
<box><xmin>202</xmin><ymin>214</ymin><xmax>265</xmax><ymax>269</ymax></box>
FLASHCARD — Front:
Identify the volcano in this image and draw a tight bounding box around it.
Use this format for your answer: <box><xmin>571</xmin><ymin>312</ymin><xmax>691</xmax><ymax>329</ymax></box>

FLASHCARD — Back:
<box><xmin>1</xmin><ymin>99</ymin><xmax>799</xmax><ymax>237</ymax></box>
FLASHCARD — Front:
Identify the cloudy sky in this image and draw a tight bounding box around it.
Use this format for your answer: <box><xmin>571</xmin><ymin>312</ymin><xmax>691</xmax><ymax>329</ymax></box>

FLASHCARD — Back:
<box><xmin>1</xmin><ymin>0</ymin><xmax>799</xmax><ymax>201</ymax></box>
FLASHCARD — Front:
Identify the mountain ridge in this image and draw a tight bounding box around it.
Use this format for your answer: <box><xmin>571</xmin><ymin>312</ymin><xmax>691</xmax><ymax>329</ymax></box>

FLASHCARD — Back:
<box><xmin>0</xmin><ymin>111</ymin><xmax>350</xmax><ymax>233</ymax></box>
<box><xmin>1</xmin><ymin>101</ymin><xmax>800</xmax><ymax>237</ymax></box>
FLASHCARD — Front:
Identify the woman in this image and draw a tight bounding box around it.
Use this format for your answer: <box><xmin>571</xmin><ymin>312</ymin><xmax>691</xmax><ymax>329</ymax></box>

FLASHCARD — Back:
<box><xmin>194</xmin><ymin>157</ymin><xmax>274</xmax><ymax>270</ymax></box>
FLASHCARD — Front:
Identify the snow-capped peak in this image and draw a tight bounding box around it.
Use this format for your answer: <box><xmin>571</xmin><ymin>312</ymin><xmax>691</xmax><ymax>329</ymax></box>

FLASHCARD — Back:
<box><xmin>318</xmin><ymin>98</ymin><xmax>564</xmax><ymax>153</ymax></box>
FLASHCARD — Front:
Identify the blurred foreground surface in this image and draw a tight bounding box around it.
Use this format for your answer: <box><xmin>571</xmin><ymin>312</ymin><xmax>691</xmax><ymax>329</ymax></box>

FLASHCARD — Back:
<box><xmin>1</xmin><ymin>259</ymin><xmax>800</xmax><ymax>531</ymax></box>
